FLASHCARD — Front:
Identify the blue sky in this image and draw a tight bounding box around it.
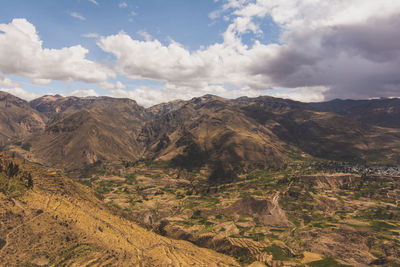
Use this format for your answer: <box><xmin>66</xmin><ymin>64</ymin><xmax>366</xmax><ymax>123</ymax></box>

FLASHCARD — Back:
<box><xmin>0</xmin><ymin>0</ymin><xmax>399</xmax><ymax>106</ymax></box>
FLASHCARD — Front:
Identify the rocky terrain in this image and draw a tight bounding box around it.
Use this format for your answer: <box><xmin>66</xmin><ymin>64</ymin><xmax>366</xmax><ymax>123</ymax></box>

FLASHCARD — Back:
<box><xmin>0</xmin><ymin>92</ymin><xmax>45</xmax><ymax>147</ymax></box>
<box><xmin>0</xmin><ymin>153</ymin><xmax>238</xmax><ymax>266</ymax></box>
<box><xmin>3</xmin><ymin>92</ymin><xmax>400</xmax><ymax>172</ymax></box>
<box><xmin>1</xmin><ymin>91</ymin><xmax>400</xmax><ymax>266</ymax></box>
<box><xmin>79</xmin><ymin>160</ymin><xmax>400</xmax><ymax>266</ymax></box>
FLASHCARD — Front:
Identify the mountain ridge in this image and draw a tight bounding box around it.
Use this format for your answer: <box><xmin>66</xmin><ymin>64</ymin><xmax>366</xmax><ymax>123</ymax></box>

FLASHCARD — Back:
<box><xmin>1</xmin><ymin>91</ymin><xmax>400</xmax><ymax>173</ymax></box>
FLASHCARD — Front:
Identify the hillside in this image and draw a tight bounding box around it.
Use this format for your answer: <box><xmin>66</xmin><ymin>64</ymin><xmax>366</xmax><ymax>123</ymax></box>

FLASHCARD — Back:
<box><xmin>0</xmin><ymin>153</ymin><xmax>239</xmax><ymax>266</ymax></box>
<box><xmin>139</xmin><ymin>95</ymin><xmax>288</xmax><ymax>180</ymax></box>
<box><xmin>309</xmin><ymin>98</ymin><xmax>400</xmax><ymax>129</ymax></box>
<box><xmin>21</xmin><ymin>96</ymin><xmax>149</xmax><ymax>171</ymax></box>
<box><xmin>0</xmin><ymin>92</ymin><xmax>45</xmax><ymax>147</ymax></box>
<box><xmin>236</xmin><ymin>96</ymin><xmax>400</xmax><ymax>164</ymax></box>
<box><xmin>2</xmin><ymin>92</ymin><xmax>400</xmax><ymax>173</ymax></box>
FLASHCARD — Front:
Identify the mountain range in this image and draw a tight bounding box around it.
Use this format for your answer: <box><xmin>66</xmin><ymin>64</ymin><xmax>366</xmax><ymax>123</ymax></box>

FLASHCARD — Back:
<box><xmin>1</xmin><ymin>91</ymin><xmax>400</xmax><ymax>266</ymax></box>
<box><xmin>1</xmin><ymin>91</ymin><xmax>400</xmax><ymax>176</ymax></box>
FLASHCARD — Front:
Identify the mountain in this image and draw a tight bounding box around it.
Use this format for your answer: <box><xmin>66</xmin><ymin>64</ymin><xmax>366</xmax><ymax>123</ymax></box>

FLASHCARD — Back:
<box><xmin>3</xmin><ymin>92</ymin><xmax>400</xmax><ymax>174</ymax></box>
<box><xmin>0</xmin><ymin>92</ymin><xmax>45</xmax><ymax>147</ymax></box>
<box><xmin>309</xmin><ymin>98</ymin><xmax>400</xmax><ymax>129</ymax></box>
<box><xmin>26</xmin><ymin>96</ymin><xmax>149</xmax><ymax>171</ymax></box>
<box><xmin>236</xmin><ymin>96</ymin><xmax>400</xmax><ymax>164</ymax></box>
<box><xmin>146</xmin><ymin>99</ymin><xmax>186</xmax><ymax>118</ymax></box>
<box><xmin>139</xmin><ymin>95</ymin><xmax>288</xmax><ymax>180</ymax></box>
<box><xmin>30</xmin><ymin>95</ymin><xmax>149</xmax><ymax>123</ymax></box>
<box><xmin>0</xmin><ymin>153</ymin><xmax>239</xmax><ymax>266</ymax></box>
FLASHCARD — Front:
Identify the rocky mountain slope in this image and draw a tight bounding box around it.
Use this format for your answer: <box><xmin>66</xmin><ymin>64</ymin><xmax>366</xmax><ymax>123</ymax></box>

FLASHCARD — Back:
<box><xmin>1</xmin><ymin>91</ymin><xmax>400</xmax><ymax>266</ymax></box>
<box><xmin>0</xmin><ymin>92</ymin><xmax>44</xmax><ymax>147</ymax></box>
<box><xmin>139</xmin><ymin>95</ymin><xmax>288</xmax><ymax>179</ymax></box>
<box><xmin>1</xmin><ymin>91</ymin><xmax>400</xmax><ymax>172</ymax></box>
<box><xmin>236</xmin><ymin>96</ymin><xmax>400</xmax><ymax>164</ymax></box>
<box><xmin>0</xmin><ymin>153</ymin><xmax>239</xmax><ymax>266</ymax></box>
<box><xmin>309</xmin><ymin>98</ymin><xmax>400</xmax><ymax>129</ymax></box>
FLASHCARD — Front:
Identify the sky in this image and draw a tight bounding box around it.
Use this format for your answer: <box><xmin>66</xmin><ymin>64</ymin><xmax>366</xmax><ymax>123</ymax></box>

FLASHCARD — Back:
<box><xmin>0</xmin><ymin>0</ymin><xmax>399</xmax><ymax>107</ymax></box>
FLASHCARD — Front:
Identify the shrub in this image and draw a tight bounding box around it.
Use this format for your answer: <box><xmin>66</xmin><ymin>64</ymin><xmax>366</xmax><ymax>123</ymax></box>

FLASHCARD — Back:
<box><xmin>21</xmin><ymin>143</ymin><xmax>32</xmax><ymax>151</ymax></box>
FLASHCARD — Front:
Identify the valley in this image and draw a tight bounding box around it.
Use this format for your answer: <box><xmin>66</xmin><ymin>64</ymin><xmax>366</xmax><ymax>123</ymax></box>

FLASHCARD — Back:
<box><xmin>79</xmin><ymin>159</ymin><xmax>400</xmax><ymax>266</ymax></box>
<box><xmin>0</xmin><ymin>91</ymin><xmax>400</xmax><ymax>266</ymax></box>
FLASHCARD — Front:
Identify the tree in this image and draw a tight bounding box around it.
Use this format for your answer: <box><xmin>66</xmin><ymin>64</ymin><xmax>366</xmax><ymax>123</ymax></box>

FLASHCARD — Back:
<box><xmin>6</xmin><ymin>162</ymin><xmax>19</xmax><ymax>178</ymax></box>
<box><xmin>27</xmin><ymin>173</ymin><xmax>33</xmax><ymax>189</ymax></box>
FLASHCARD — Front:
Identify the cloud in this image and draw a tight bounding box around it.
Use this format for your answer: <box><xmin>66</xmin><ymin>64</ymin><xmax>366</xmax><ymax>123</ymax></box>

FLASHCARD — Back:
<box><xmin>82</xmin><ymin>33</ymin><xmax>100</xmax><ymax>38</ymax></box>
<box><xmin>67</xmin><ymin>89</ymin><xmax>99</xmax><ymax>97</ymax></box>
<box><xmin>99</xmin><ymin>80</ymin><xmax>126</xmax><ymax>90</ymax></box>
<box><xmin>98</xmin><ymin>31</ymin><xmax>264</xmax><ymax>91</ymax></box>
<box><xmin>106</xmin><ymin>82</ymin><xmax>263</xmax><ymax>107</ymax></box>
<box><xmin>107</xmin><ymin>86</ymin><xmax>200</xmax><ymax>107</ymax></box>
<box><xmin>0</xmin><ymin>19</ymin><xmax>114</xmax><ymax>83</ymax></box>
<box><xmin>137</xmin><ymin>31</ymin><xmax>152</xmax><ymax>41</ymax></box>
<box><xmin>70</xmin><ymin>12</ymin><xmax>86</xmax><ymax>21</ymax></box>
<box><xmin>224</xmin><ymin>0</ymin><xmax>400</xmax><ymax>99</ymax></box>
<box><xmin>88</xmin><ymin>0</ymin><xmax>99</xmax><ymax>5</ymax></box>
<box><xmin>0</xmin><ymin>87</ymin><xmax>40</xmax><ymax>101</ymax></box>
<box><xmin>119</xmin><ymin>2</ymin><xmax>128</xmax><ymax>8</ymax></box>
<box><xmin>98</xmin><ymin>0</ymin><xmax>400</xmax><ymax>101</ymax></box>
<box><xmin>0</xmin><ymin>76</ymin><xmax>20</xmax><ymax>87</ymax></box>
<box><xmin>268</xmin><ymin>86</ymin><xmax>328</xmax><ymax>103</ymax></box>
<box><xmin>32</xmin><ymin>78</ymin><xmax>51</xmax><ymax>85</ymax></box>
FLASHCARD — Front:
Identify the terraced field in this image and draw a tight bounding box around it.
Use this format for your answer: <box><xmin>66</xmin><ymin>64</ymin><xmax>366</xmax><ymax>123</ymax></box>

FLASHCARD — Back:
<box><xmin>81</xmin><ymin>161</ymin><xmax>400</xmax><ymax>266</ymax></box>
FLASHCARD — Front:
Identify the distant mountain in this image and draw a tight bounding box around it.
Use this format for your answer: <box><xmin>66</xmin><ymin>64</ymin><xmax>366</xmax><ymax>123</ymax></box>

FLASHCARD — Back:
<box><xmin>237</xmin><ymin>96</ymin><xmax>400</xmax><ymax>164</ymax></box>
<box><xmin>146</xmin><ymin>99</ymin><xmax>186</xmax><ymax>118</ymax></box>
<box><xmin>26</xmin><ymin>96</ymin><xmax>149</xmax><ymax>170</ymax></box>
<box><xmin>140</xmin><ymin>95</ymin><xmax>287</xmax><ymax>180</ymax></box>
<box><xmin>2</xmin><ymin>92</ymin><xmax>400</xmax><ymax>173</ymax></box>
<box><xmin>30</xmin><ymin>95</ymin><xmax>149</xmax><ymax>123</ymax></box>
<box><xmin>309</xmin><ymin>98</ymin><xmax>400</xmax><ymax>129</ymax></box>
<box><xmin>0</xmin><ymin>92</ymin><xmax>45</xmax><ymax>147</ymax></box>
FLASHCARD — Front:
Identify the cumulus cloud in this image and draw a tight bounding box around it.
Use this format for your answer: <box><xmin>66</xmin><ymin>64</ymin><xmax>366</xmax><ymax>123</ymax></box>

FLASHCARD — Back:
<box><xmin>0</xmin><ymin>76</ymin><xmax>20</xmax><ymax>87</ymax></box>
<box><xmin>222</xmin><ymin>0</ymin><xmax>400</xmax><ymax>99</ymax></box>
<box><xmin>106</xmin><ymin>82</ymin><xmax>265</xmax><ymax>107</ymax></box>
<box><xmin>99</xmin><ymin>81</ymin><xmax>126</xmax><ymax>90</ymax></box>
<box><xmin>67</xmin><ymin>89</ymin><xmax>99</xmax><ymax>97</ymax></box>
<box><xmin>268</xmin><ymin>86</ymin><xmax>328</xmax><ymax>103</ymax></box>
<box><xmin>1</xmin><ymin>87</ymin><xmax>40</xmax><ymax>101</ymax></box>
<box><xmin>137</xmin><ymin>31</ymin><xmax>152</xmax><ymax>41</ymax></box>
<box><xmin>107</xmin><ymin>86</ymin><xmax>205</xmax><ymax>107</ymax></box>
<box><xmin>70</xmin><ymin>12</ymin><xmax>86</xmax><ymax>21</ymax></box>
<box><xmin>88</xmin><ymin>0</ymin><xmax>99</xmax><ymax>5</ymax></box>
<box><xmin>32</xmin><ymin>78</ymin><xmax>51</xmax><ymax>85</ymax></box>
<box><xmin>98</xmin><ymin>0</ymin><xmax>400</xmax><ymax>101</ymax></box>
<box><xmin>97</xmin><ymin>31</ymin><xmax>267</xmax><ymax>92</ymax></box>
<box><xmin>0</xmin><ymin>18</ymin><xmax>114</xmax><ymax>83</ymax></box>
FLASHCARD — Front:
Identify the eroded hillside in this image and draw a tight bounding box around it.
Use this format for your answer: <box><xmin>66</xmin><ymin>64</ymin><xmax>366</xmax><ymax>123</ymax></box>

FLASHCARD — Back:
<box><xmin>0</xmin><ymin>154</ymin><xmax>239</xmax><ymax>266</ymax></box>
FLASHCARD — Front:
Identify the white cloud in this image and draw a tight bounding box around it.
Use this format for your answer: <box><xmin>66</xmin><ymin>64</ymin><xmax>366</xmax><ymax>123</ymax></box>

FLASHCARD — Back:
<box><xmin>98</xmin><ymin>0</ymin><xmax>400</xmax><ymax>101</ymax></box>
<box><xmin>70</xmin><ymin>12</ymin><xmax>86</xmax><ymax>21</ymax></box>
<box><xmin>82</xmin><ymin>33</ymin><xmax>100</xmax><ymax>38</ymax></box>
<box><xmin>268</xmin><ymin>86</ymin><xmax>328</xmax><ymax>103</ymax></box>
<box><xmin>32</xmin><ymin>78</ymin><xmax>51</xmax><ymax>85</ymax></box>
<box><xmin>106</xmin><ymin>82</ymin><xmax>262</xmax><ymax>107</ymax></box>
<box><xmin>107</xmin><ymin>86</ymin><xmax>196</xmax><ymax>107</ymax></box>
<box><xmin>67</xmin><ymin>89</ymin><xmax>99</xmax><ymax>97</ymax></box>
<box><xmin>0</xmin><ymin>76</ymin><xmax>20</xmax><ymax>87</ymax></box>
<box><xmin>0</xmin><ymin>19</ymin><xmax>114</xmax><ymax>83</ymax></box>
<box><xmin>1</xmin><ymin>87</ymin><xmax>40</xmax><ymax>101</ymax></box>
<box><xmin>99</xmin><ymin>80</ymin><xmax>126</xmax><ymax>90</ymax></box>
<box><xmin>137</xmin><ymin>31</ymin><xmax>152</xmax><ymax>41</ymax></box>
<box><xmin>119</xmin><ymin>2</ymin><xmax>128</xmax><ymax>8</ymax></box>
<box><xmin>88</xmin><ymin>0</ymin><xmax>99</xmax><ymax>5</ymax></box>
